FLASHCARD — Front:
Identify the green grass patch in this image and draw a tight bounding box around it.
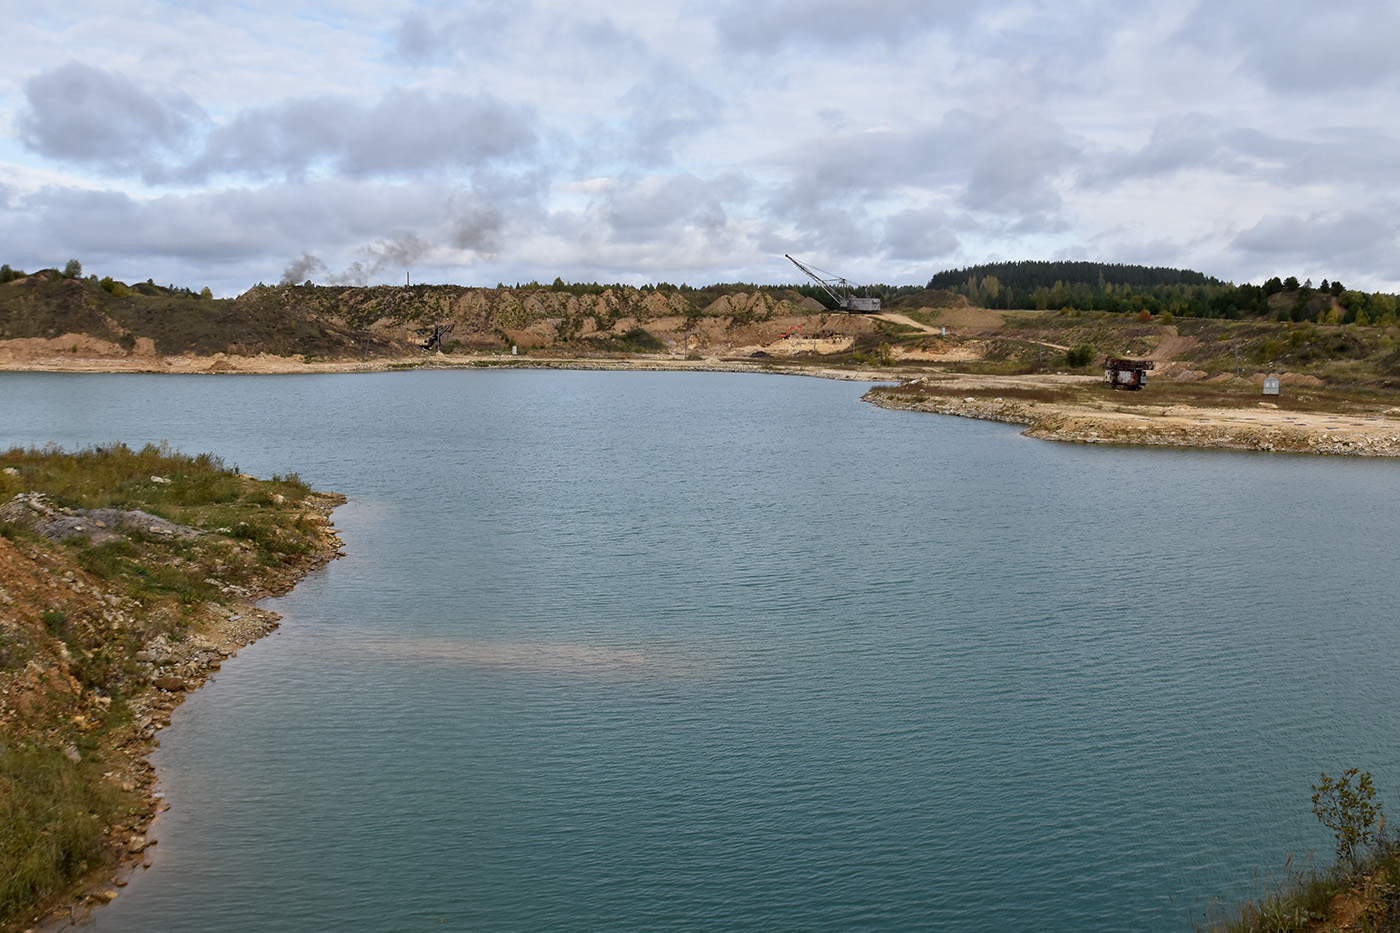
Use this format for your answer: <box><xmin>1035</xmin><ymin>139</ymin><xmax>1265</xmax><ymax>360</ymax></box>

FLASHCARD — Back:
<box><xmin>1198</xmin><ymin>849</ymin><xmax>1400</xmax><ymax>932</ymax></box>
<box><xmin>0</xmin><ymin>744</ymin><xmax>128</xmax><ymax>926</ymax></box>
<box><xmin>3</xmin><ymin>443</ymin><xmax>330</xmax><ymax>618</ymax></box>
<box><xmin>1201</xmin><ymin>862</ymin><xmax>1342</xmax><ymax>932</ymax></box>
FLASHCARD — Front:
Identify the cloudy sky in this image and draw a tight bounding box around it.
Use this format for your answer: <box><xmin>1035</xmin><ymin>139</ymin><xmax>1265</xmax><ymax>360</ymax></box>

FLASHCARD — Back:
<box><xmin>1</xmin><ymin>0</ymin><xmax>1396</xmax><ymax>296</ymax></box>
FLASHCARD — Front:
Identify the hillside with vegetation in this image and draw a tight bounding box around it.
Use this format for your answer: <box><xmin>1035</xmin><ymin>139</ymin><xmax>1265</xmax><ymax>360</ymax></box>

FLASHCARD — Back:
<box><xmin>926</xmin><ymin>260</ymin><xmax>1399</xmax><ymax>324</ymax></box>
<box><xmin>3</xmin><ymin>260</ymin><xmax>1399</xmax><ymax>394</ymax></box>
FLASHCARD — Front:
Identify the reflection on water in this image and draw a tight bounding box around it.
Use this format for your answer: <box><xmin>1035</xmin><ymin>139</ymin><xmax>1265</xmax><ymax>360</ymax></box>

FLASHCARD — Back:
<box><xmin>363</xmin><ymin>635</ymin><xmax>656</xmax><ymax>671</ymax></box>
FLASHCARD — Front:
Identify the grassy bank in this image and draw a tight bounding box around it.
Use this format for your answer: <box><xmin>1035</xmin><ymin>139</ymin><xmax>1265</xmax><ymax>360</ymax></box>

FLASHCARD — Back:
<box><xmin>0</xmin><ymin>443</ymin><xmax>342</xmax><ymax>929</ymax></box>
<box><xmin>1201</xmin><ymin>841</ymin><xmax>1400</xmax><ymax>932</ymax></box>
<box><xmin>1201</xmin><ymin>770</ymin><xmax>1400</xmax><ymax>932</ymax></box>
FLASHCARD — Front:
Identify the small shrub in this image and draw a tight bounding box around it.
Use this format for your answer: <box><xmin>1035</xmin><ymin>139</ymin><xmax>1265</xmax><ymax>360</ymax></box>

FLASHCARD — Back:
<box><xmin>1065</xmin><ymin>343</ymin><xmax>1095</xmax><ymax>367</ymax></box>
<box><xmin>99</xmin><ymin>276</ymin><xmax>131</xmax><ymax>298</ymax></box>
<box><xmin>1312</xmin><ymin>768</ymin><xmax>1381</xmax><ymax>868</ymax></box>
<box><xmin>40</xmin><ymin>609</ymin><xmax>68</xmax><ymax>639</ymax></box>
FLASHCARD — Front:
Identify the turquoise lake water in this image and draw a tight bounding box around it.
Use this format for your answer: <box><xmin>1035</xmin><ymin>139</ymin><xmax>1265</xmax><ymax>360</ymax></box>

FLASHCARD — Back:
<box><xmin>2</xmin><ymin>370</ymin><xmax>1398</xmax><ymax>931</ymax></box>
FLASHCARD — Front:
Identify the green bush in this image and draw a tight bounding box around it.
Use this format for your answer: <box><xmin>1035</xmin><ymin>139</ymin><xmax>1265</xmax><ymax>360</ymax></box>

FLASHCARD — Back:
<box><xmin>99</xmin><ymin>277</ymin><xmax>131</xmax><ymax>298</ymax></box>
<box><xmin>1312</xmin><ymin>768</ymin><xmax>1381</xmax><ymax>868</ymax></box>
<box><xmin>40</xmin><ymin>609</ymin><xmax>68</xmax><ymax>639</ymax></box>
<box><xmin>1064</xmin><ymin>343</ymin><xmax>1095</xmax><ymax>367</ymax></box>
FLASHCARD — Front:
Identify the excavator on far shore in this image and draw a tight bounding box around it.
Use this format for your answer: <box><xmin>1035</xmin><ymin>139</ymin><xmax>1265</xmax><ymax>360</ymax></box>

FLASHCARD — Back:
<box><xmin>785</xmin><ymin>254</ymin><xmax>882</xmax><ymax>313</ymax></box>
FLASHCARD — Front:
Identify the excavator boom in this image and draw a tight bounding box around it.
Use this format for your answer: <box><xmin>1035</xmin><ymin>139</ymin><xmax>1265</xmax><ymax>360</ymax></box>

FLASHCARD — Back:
<box><xmin>784</xmin><ymin>254</ymin><xmax>881</xmax><ymax>313</ymax></box>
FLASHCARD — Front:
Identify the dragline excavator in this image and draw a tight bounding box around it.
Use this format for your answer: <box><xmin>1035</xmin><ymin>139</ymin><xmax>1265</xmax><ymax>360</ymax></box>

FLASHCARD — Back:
<box><xmin>785</xmin><ymin>254</ymin><xmax>881</xmax><ymax>313</ymax></box>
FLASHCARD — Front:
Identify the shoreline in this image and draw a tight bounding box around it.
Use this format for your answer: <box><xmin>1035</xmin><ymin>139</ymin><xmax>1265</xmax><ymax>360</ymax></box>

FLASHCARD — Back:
<box><xmin>7</xmin><ymin>350</ymin><xmax>1400</xmax><ymax>458</ymax></box>
<box><xmin>25</xmin><ymin>492</ymin><xmax>346</xmax><ymax>932</ymax></box>
<box><xmin>864</xmin><ymin>379</ymin><xmax>1400</xmax><ymax>457</ymax></box>
<box><xmin>0</xmin><ymin>349</ymin><xmax>894</xmax><ymax>382</ymax></box>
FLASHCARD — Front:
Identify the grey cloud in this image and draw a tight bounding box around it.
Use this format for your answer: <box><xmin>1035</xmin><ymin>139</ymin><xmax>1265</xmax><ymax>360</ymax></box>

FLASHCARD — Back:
<box><xmin>390</xmin><ymin>10</ymin><xmax>446</xmax><ymax>64</ymax></box>
<box><xmin>767</xmin><ymin>107</ymin><xmax>1076</xmax><ymax>232</ymax></box>
<box><xmin>1225</xmin><ymin>209</ymin><xmax>1400</xmax><ymax>288</ymax></box>
<box><xmin>714</xmin><ymin>0</ymin><xmax>975</xmax><ymax>51</ymax></box>
<box><xmin>614</xmin><ymin>69</ymin><xmax>722</xmax><ymax>167</ymax></box>
<box><xmin>13</xmin><ymin>187</ymin><xmax>259</xmax><ymax>259</ymax></box>
<box><xmin>881</xmin><ymin>208</ymin><xmax>959</xmax><ymax>261</ymax></box>
<box><xmin>363</xmin><ymin>232</ymin><xmax>432</xmax><ymax>271</ymax></box>
<box><xmin>1083</xmin><ymin>230</ymin><xmax>1190</xmax><ymax>270</ymax></box>
<box><xmin>0</xmin><ymin>180</ymin><xmax>519</xmax><ymax>294</ymax></box>
<box><xmin>187</xmin><ymin>88</ymin><xmax>538</xmax><ymax>182</ymax></box>
<box><xmin>18</xmin><ymin>63</ymin><xmax>202</xmax><ymax>178</ymax></box>
<box><xmin>962</xmin><ymin>146</ymin><xmax>1060</xmax><ymax>216</ymax></box>
<box><xmin>774</xmin><ymin>205</ymin><xmax>881</xmax><ymax>259</ymax></box>
<box><xmin>344</xmin><ymin>89</ymin><xmax>538</xmax><ymax>175</ymax></box>
<box><xmin>975</xmin><ymin>3</ymin><xmax>1132</xmax><ymax>70</ymax></box>
<box><xmin>15</xmin><ymin>64</ymin><xmax>539</xmax><ymax>183</ymax></box>
<box><xmin>566</xmin><ymin>16</ymin><xmax>637</xmax><ymax>58</ymax></box>
<box><xmin>1083</xmin><ymin>113</ymin><xmax>1237</xmax><ymax>186</ymax></box>
<box><xmin>764</xmin><ymin>128</ymin><xmax>943</xmax><ymax>219</ymax></box>
<box><xmin>387</xmin><ymin>2</ymin><xmax>524</xmax><ymax>66</ymax></box>
<box><xmin>1084</xmin><ymin>116</ymin><xmax>1400</xmax><ymax>191</ymax></box>
<box><xmin>189</xmin><ymin>98</ymin><xmax>352</xmax><ymax>182</ymax></box>
<box><xmin>596</xmin><ymin>174</ymin><xmax>744</xmax><ymax>246</ymax></box>
<box><xmin>1232</xmin><ymin>127</ymin><xmax>1400</xmax><ymax>189</ymax></box>
<box><xmin>1180</xmin><ymin>0</ymin><xmax>1400</xmax><ymax>94</ymax></box>
<box><xmin>1232</xmin><ymin>211</ymin><xmax>1399</xmax><ymax>264</ymax></box>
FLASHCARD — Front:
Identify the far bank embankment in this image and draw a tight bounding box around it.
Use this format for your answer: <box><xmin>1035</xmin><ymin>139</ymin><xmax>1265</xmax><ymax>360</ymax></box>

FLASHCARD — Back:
<box><xmin>865</xmin><ymin>379</ymin><xmax>1400</xmax><ymax>457</ymax></box>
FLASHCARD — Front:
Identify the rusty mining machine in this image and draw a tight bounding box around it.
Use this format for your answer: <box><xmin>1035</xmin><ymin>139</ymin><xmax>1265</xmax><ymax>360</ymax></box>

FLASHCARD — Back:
<box><xmin>1104</xmin><ymin>357</ymin><xmax>1154</xmax><ymax>390</ymax></box>
<box><xmin>785</xmin><ymin>254</ymin><xmax>881</xmax><ymax>313</ymax></box>
<box><xmin>418</xmin><ymin>323</ymin><xmax>454</xmax><ymax>351</ymax></box>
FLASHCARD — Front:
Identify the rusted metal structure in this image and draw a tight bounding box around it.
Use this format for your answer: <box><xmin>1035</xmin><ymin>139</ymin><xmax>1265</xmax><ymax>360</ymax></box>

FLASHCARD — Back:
<box><xmin>418</xmin><ymin>323</ymin><xmax>453</xmax><ymax>351</ymax></box>
<box><xmin>1104</xmin><ymin>357</ymin><xmax>1153</xmax><ymax>390</ymax></box>
<box><xmin>784</xmin><ymin>254</ymin><xmax>881</xmax><ymax>313</ymax></box>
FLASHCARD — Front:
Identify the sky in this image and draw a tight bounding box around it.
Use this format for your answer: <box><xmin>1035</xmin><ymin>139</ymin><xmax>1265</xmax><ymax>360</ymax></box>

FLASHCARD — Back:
<box><xmin>1</xmin><ymin>0</ymin><xmax>1397</xmax><ymax>297</ymax></box>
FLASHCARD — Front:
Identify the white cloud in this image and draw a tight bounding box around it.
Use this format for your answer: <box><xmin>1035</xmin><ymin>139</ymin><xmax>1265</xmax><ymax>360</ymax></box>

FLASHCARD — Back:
<box><xmin>18</xmin><ymin>63</ymin><xmax>202</xmax><ymax>178</ymax></box>
<box><xmin>0</xmin><ymin>0</ymin><xmax>1398</xmax><ymax>292</ymax></box>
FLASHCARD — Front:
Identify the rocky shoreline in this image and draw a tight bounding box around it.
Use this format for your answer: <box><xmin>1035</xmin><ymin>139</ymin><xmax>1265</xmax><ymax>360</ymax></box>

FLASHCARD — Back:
<box><xmin>865</xmin><ymin>386</ymin><xmax>1400</xmax><ymax>457</ymax></box>
<box><xmin>0</xmin><ymin>347</ymin><xmax>897</xmax><ymax>383</ymax></box>
<box><xmin>6</xmin><ymin>489</ymin><xmax>346</xmax><ymax>932</ymax></box>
